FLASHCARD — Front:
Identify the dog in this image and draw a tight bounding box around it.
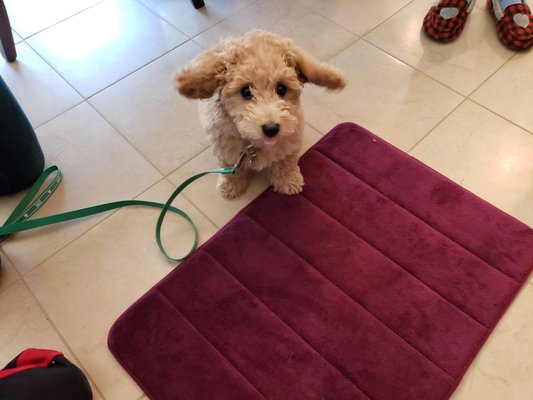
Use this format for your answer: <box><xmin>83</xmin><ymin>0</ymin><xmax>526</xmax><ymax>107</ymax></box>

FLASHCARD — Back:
<box><xmin>175</xmin><ymin>30</ymin><xmax>346</xmax><ymax>199</ymax></box>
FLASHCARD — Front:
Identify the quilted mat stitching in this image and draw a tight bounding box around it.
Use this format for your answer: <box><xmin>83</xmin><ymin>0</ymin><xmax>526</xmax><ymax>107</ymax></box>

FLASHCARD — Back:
<box><xmin>155</xmin><ymin>290</ymin><xmax>269</xmax><ymax>400</ymax></box>
<box><xmin>200</xmin><ymin>249</ymin><xmax>374</xmax><ymax>399</ymax></box>
<box><xmin>301</xmin><ymin>153</ymin><xmax>517</xmax><ymax>328</ymax></box>
<box><xmin>293</xmin><ymin>193</ymin><xmax>490</xmax><ymax>329</ymax></box>
<box><xmin>313</xmin><ymin>148</ymin><xmax>521</xmax><ymax>285</ymax></box>
<box><xmin>242</xmin><ymin>213</ymin><xmax>459</xmax><ymax>379</ymax></box>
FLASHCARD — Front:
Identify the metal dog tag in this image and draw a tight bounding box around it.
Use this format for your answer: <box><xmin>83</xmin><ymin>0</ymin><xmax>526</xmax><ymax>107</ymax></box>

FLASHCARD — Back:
<box><xmin>234</xmin><ymin>145</ymin><xmax>258</xmax><ymax>170</ymax></box>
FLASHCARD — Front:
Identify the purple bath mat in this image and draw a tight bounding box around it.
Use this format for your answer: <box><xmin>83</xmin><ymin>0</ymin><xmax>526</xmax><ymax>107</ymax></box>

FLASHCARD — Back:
<box><xmin>108</xmin><ymin>123</ymin><xmax>533</xmax><ymax>400</ymax></box>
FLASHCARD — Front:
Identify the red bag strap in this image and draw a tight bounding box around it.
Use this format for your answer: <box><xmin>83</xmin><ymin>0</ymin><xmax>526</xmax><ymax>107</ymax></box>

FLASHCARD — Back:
<box><xmin>0</xmin><ymin>349</ymin><xmax>63</xmax><ymax>380</ymax></box>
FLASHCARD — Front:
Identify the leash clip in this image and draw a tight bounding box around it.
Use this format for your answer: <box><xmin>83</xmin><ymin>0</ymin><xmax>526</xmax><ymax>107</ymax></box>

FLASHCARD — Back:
<box><xmin>233</xmin><ymin>145</ymin><xmax>257</xmax><ymax>172</ymax></box>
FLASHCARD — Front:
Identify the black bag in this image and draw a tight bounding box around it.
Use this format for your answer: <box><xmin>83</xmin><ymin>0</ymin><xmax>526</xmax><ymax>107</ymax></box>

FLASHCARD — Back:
<box><xmin>0</xmin><ymin>75</ymin><xmax>45</xmax><ymax>195</ymax></box>
<box><xmin>0</xmin><ymin>349</ymin><xmax>93</xmax><ymax>400</ymax></box>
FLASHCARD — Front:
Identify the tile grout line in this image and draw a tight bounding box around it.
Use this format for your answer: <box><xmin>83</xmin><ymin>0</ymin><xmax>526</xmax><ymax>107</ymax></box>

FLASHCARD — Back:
<box><xmin>163</xmin><ymin>176</ymin><xmax>222</xmax><ymax>231</ymax></box>
<box><xmin>181</xmin><ymin>0</ymin><xmax>359</xmax><ymax>57</ymax></box>
<box><xmin>31</xmin><ymin>100</ymin><xmax>86</xmax><ymax>131</ymax></box>
<box><xmin>19</xmin><ymin>0</ymin><xmax>182</xmax><ymax>106</ymax></box>
<box><xmin>465</xmin><ymin>52</ymin><xmax>518</xmax><ymax>99</ymax></box>
<box><xmin>85</xmin><ymin>101</ymin><xmax>171</xmax><ymax>177</ymax></box>
<box><xmin>339</xmin><ymin>37</ymin><xmax>471</xmax><ymax>154</ymax></box>
<box><xmin>164</xmin><ymin>145</ymin><xmax>214</xmax><ymax>180</ymax></box>
<box><xmin>292</xmin><ymin>0</ymin><xmax>417</xmax><ymax>39</ymax></box>
<box><xmin>136</xmin><ymin>0</ymin><xmax>260</xmax><ymax>42</ymax></box>
<box><xmin>361</xmin><ymin>0</ymin><xmax>419</xmax><ymax>37</ymax></box>
<box><xmin>360</xmin><ymin>0</ymin><xmax>417</xmax><ymax>39</ymax></box>
<box><xmin>16</xmin><ymin>39</ymin><xmax>87</xmax><ymax>116</ymax></box>
<box><xmin>468</xmin><ymin>97</ymin><xmax>533</xmax><ymax>136</ymax></box>
<box><xmin>18</xmin><ymin>0</ymin><xmax>198</xmax><ymax>105</ymax></box>
<box><xmin>188</xmin><ymin>0</ymin><xmax>262</xmax><ymax>43</ymax></box>
<box><xmin>289</xmin><ymin>0</ymin><xmax>361</xmax><ymax>62</ymax></box>
<box><xmin>462</xmin><ymin>51</ymin><xmax>533</xmax><ymax>137</ymax></box>
<box><xmin>407</xmin><ymin>97</ymin><xmax>468</xmax><ymax>154</ymax></box>
<box><xmin>20</xmin><ymin>36</ymin><xmax>206</xmax><ymax>133</ymax></box>
<box><xmin>81</xmin><ymin>37</ymin><xmax>197</xmax><ymax>100</ymax></box>
<box><xmin>290</xmin><ymin>0</ymin><xmax>362</xmax><ymax>56</ymax></box>
<box><xmin>10</xmin><ymin>268</ymin><xmax>105</xmax><ymax>399</ymax></box>
<box><xmin>0</xmin><ymin>249</ymin><xmax>23</xmax><ymax>296</ymax></box>
<box><xmin>407</xmin><ymin>48</ymin><xmax>532</xmax><ymax>152</ymax></box>
<box><xmin>361</xmin><ymin>37</ymin><xmax>470</xmax><ymax>98</ymax></box>
<box><xmin>323</xmin><ymin>36</ymin><xmax>361</xmax><ymax>62</ymax></box>
<box><xmin>86</xmin><ymin>99</ymin><xmax>213</xmax><ymax>184</ymax></box>
<box><xmin>133</xmin><ymin>0</ymin><xmax>191</xmax><ymax>40</ymax></box>
<box><xmin>11</xmin><ymin>0</ymin><xmax>107</xmax><ymax>42</ymax></box>
<box><xmin>32</xmin><ymin>0</ymin><xmax>200</xmax><ymax>98</ymax></box>
<box><xmin>356</xmin><ymin>49</ymin><xmax>533</xmax><ymax>147</ymax></box>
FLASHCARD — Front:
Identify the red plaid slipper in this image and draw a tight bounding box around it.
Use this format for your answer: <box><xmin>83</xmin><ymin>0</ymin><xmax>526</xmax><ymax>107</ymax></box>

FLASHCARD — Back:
<box><xmin>488</xmin><ymin>0</ymin><xmax>533</xmax><ymax>49</ymax></box>
<box><xmin>423</xmin><ymin>0</ymin><xmax>475</xmax><ymax>42</ymax></box>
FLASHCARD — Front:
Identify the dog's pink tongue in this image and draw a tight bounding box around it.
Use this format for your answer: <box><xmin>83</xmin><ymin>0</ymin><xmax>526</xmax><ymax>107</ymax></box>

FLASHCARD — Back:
<box><xmin>264</xmin><ymin>138</ymin><xmax>277</xmax><ymax>145</ymax></box>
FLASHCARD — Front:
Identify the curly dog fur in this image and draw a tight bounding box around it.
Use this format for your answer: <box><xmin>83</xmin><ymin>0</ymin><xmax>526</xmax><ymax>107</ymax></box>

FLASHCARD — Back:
<box><xmin>175</xmin><ymin>30</ymin><xmax>346</xmax><ymax>199</ymax></box>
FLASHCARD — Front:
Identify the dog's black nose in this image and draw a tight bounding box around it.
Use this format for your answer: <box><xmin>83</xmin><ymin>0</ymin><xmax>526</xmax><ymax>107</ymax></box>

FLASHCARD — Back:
<box><xmin>261</xmin><ymin>123</ymin><xmax>280</xmax><ymax>137</ymax></box>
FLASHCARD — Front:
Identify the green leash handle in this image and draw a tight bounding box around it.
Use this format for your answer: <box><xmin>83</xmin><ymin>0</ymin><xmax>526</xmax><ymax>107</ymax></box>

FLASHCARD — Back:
<box><xmin>0</xmin><ymin>165</ymin><xmax>234</xmax><ymax>263</ymax></box>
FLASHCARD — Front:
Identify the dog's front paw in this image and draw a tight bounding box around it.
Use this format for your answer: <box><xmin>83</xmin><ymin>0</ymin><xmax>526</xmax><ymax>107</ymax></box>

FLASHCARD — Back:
<box><xmin>272</xmin><ymin>169</ymin><xmax>304</xmax><ymax>195</ymax></box>
<box><xmin>217</xmin><ymin>173</ymin><xmax>248</xmax><ymax>199</ymax></box>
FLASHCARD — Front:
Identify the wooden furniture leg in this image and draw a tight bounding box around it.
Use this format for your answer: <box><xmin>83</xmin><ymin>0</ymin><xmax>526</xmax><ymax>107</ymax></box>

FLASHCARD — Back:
<box><xmin>0</xmin><ymin>0</ymin><xmax>16</xmax><ymax>62</ymax></box>
<box><xmin>190</xmin><ymin>0</ymin><xmax>205</xmax><ymax>9</ymax></box>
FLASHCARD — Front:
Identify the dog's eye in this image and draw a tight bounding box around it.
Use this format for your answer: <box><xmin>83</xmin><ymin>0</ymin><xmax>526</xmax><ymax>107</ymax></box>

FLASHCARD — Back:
<box><xmin>276</xmin><ymin>84</ymin><xmax>287</xmax><ymax>97</ymax></box>
<box><xmin>240</xmin><ymin>86</ymin><xmax>253</xmax><ymax>100</ymax></box>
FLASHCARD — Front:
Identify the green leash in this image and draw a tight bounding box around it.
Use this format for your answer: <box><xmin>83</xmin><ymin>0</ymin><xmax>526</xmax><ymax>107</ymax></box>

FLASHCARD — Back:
<box><xmin>0</xmin><ymin>165</ymin><xmax>235</xmax><ymax>262</ymax></box>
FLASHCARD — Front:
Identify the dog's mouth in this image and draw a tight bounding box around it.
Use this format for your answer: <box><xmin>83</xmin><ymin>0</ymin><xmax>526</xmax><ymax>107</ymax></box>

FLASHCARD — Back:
<box><xmin>263</xmin><ymin>137</ymin><xmax>277</xmax><ymax>146</ymax></box>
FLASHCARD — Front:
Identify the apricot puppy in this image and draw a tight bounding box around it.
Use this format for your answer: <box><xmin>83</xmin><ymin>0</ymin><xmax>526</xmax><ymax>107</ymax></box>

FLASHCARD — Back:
<box><xmin>175</xmin><ymin>30</ymin><xmax>346</xmax><ymax>199</ymax></box>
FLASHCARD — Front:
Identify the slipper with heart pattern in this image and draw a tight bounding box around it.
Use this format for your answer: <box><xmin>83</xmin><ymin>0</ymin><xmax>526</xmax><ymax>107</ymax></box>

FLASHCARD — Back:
<box><xmin>488</xmin><ymin>0</ymin><xmax>533</xmax><ymax>50</ymax></box>
<box><xmin>423</xmin><ymin>0</ymin><xmax>476</xmax><ymax>42</ymax></box>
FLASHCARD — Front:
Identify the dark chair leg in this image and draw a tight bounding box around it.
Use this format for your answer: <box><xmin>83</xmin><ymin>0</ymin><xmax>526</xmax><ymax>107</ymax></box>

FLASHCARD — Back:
<box><xmin>190</xmin><ymin>0</ymin><xmax>205</xmax><ymax>9</ymax></box>
<box><xmin>0</xmin><ymin>0</ymin><xmax>17</xmax><ymax>62</ymax></box>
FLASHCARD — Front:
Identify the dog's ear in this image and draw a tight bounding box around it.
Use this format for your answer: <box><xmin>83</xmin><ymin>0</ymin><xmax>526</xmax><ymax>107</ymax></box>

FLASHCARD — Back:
<box><xmin>174</xmin><ymin>49</ymin><xmax>225</xmax><ymax>99</ymax></box>
<box><xmin>284</xmin><ymin>41</ymin><xmax>346</xmax><ymax>90</ymax></box>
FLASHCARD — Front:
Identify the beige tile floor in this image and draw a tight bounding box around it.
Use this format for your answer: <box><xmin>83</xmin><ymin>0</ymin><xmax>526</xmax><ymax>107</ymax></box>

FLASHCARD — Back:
<box><xmin>0</xmin><ymin>0</ymin><xmax>532</xmax><ymax>399</ymax></box>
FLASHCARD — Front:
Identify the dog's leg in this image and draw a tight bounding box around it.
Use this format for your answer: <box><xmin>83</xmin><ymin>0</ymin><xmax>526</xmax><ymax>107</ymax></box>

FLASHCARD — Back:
<box><xmin>270</xmin><ymin>154</ymin><xmax>304</xmax><ymax>195</ymax></box>
<box><xmin>217</xmin><ymin>167</ymin><xmax>250</xmax><ymax>199</ymax></box>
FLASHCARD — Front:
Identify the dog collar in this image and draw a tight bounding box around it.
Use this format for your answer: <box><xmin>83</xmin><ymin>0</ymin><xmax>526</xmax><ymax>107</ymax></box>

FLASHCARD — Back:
<box><xmin>233</xmin><ymin>144</ymin><xmax>258</xmax><ymax>170</ymax></box>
